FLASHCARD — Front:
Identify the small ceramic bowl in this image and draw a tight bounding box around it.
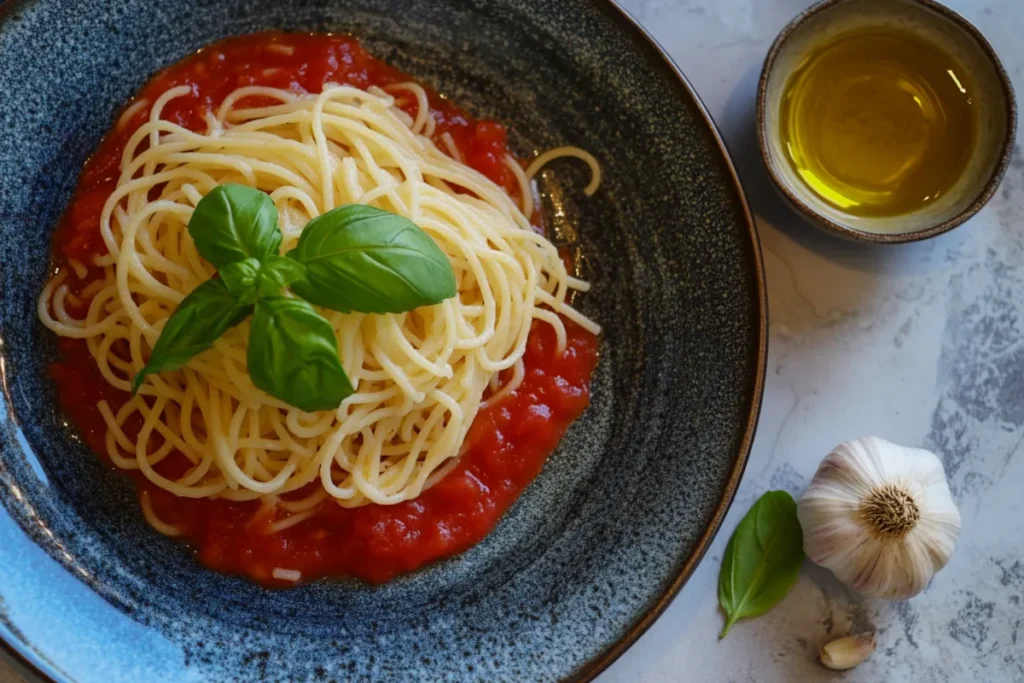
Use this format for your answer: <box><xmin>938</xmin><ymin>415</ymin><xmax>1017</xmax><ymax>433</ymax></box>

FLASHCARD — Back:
<box><xmin>757</xmin><ymin>0</ymin><xmax>1017</xmax><ymax>243</ymax></box>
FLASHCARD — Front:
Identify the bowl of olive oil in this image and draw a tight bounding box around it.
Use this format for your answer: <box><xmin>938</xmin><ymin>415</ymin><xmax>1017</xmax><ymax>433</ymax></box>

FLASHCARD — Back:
<box><xmin>758</xmin><ymin>0</ymin><xmax>1016</xmax><ymax>243</ymax></box>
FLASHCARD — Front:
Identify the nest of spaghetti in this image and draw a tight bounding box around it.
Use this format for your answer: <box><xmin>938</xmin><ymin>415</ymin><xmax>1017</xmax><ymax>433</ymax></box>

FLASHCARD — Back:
<box><xmin>39</xmin><ymin>82</ymin><xmax>600</xmax><ymax>522</ymax></box>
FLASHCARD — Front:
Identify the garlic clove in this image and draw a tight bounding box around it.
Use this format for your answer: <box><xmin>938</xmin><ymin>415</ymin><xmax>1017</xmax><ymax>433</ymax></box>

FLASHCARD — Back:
<box><xmin>820</xmin><ymin>632</ymin><xmax>877</xmax><ymax>670</ymax></box>
<box><xmin>798</xmin><ymin>437</ymin><xmax>961</xmax><ymax>600</ymax></box>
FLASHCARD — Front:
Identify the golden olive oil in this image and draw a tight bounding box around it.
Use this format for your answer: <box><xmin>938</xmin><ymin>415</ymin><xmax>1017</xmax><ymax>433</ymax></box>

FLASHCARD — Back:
<box><xmin>779</xmin><ymin>27</ymin><xmax>976</xmax><ymax>217</ymax></box>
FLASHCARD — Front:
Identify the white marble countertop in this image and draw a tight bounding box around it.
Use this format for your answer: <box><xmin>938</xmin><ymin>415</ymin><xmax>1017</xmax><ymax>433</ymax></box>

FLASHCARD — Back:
<box><xmin>3</xmin><ymin>1</ymin><xmax>1022</xmax><ymax>682</ymax></box>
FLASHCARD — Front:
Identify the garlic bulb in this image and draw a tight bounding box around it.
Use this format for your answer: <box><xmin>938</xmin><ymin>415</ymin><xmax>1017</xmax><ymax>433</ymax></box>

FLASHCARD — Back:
<box><xmin>798</xmin><ymin>437</ymin><xmax>961</xmax><ymax>600</ymax></box>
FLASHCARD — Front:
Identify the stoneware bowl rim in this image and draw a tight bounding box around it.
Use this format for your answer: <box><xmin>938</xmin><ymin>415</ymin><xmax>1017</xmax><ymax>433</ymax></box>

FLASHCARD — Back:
<box><xmin>756</xmin><ymin>0</ymin><xmax>1018</xmax><ymax>244</ymax></box>
<box><xmin>0</xmin><ymin>0</ymin><xmax>767</xmax><ymax>681</ymax></box>
<box><xmin>559</xmin><ymin>7</ymin><xmax>768</xmax><ymax>679</ymax></box>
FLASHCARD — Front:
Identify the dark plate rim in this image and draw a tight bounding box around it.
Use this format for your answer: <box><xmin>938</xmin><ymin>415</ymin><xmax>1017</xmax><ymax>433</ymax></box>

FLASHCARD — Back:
<box><xmin>0</xmin><ymin>0</ymin><xmax>767</xmax><ymax>681</ymax></box>
<box><xmin>565</xmin><ymin>3</ymin><xmax>766</xmax><ymax>680</ymax></box>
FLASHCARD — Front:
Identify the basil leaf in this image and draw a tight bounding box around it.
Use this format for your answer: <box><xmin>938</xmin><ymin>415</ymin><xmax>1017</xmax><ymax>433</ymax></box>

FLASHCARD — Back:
<box><xmin>132</xmin><ymin>278</ymin><xmax>253</xmax><ymax>393</ymax></box>
<box><xmin>219</xmin><ymin>258</ymin><xmax>261</xmax><ymax>304</ymax></box>
<box><xmin>188</xmin><ymin>184</ymin><xmax>282</xmax><ymax>267</ymax></box>
<box><xmin>247</xmin><ymin>297</ymin><xmax>354</xmax><ymax>412</ymax></box>
<box><xmin>287</xmin><ymin>205</ymin><xmax>456</xmax><ymax>314</ymax></box>
<box><xmin>256</xmin><ymin>255</ymin><xmax>306</xmax><ymax>299</ymax></box>
<box><xmin>718</xmin><ymin>490</ymin><xmax>804</xmax><ymax>639</ymax></box>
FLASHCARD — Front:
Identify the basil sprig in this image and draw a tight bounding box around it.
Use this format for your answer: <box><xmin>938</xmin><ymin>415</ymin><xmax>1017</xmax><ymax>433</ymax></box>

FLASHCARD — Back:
<box><xmin>188</xmin><ymin>184</ymin><xmax>281</xmax><ymax>266</ymax></box>
<box><xmin>289</xmin><ymin>204</ymin><xmax>456</xmax><ymax>314</ymax></box>
<box><xmin>718</xmin><ymin>490</ymin><xmax>805</xmax><ymax>639</ymax></box>
<box><xmin>132</xmin><ymin>184</ymin><xmax>456</xmax><ymax>410</ymax></box>
<box><xmin>130</xmin><ymin>279</ymin><xmax>253</xmax><ymax>394</ymax></box>
<box><xmin>248</xmin><ymin>298</ymin><xmax>354</xmax><ymax>412</ymax></box>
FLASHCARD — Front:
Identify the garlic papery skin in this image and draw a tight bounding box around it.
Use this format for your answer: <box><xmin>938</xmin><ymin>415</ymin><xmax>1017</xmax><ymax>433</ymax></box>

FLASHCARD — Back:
<box><xmin>820</xmin><ymin>632</ymin><xmax>877</xmax><ymax>670</ymax></box>
<box><xmin>797</xmin><ymin>437</ymin><xmax>961</xmax><ymax>600</ymax></box>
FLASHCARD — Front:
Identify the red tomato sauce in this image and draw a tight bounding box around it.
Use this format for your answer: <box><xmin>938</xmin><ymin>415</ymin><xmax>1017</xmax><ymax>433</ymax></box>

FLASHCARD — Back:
<box><xmin>49</xmin><ymin>33</ymin><xmax>598</xmax><ymax>586</ymax></box>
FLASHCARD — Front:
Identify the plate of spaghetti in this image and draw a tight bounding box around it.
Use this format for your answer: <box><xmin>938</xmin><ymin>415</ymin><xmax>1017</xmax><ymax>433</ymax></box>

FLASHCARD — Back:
<box><xmin>0</xmin><ymin>1</ymin><xmax>765</xmax><ymax>682</ymax></box>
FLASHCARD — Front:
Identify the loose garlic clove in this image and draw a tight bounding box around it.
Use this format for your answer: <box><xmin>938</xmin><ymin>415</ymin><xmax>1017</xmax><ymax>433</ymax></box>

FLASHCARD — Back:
<box><xmin>820</xmin><ymin>632</ymin><xmax>877</xmax><ymax>670</ymax></box>
<box><xmin>798</xmin><ymin>437</ymin><xmax>961</xmax><ymax>600</ymax></box>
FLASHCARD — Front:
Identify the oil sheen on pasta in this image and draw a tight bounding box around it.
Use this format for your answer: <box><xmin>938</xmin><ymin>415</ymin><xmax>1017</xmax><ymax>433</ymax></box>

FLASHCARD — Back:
<box><xmin>779</xmin><ymin>26</ymin><xmax>976</xmax><ymax>217</ymax></box>
<box><xmin>46</xmin><ymin>32</ymin><xmax>599</xmax><ymax>586</ymax></box>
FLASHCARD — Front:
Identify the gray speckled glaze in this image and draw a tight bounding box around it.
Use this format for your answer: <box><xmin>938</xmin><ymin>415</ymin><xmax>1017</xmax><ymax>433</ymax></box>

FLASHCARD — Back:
<box><xmin>0</xmin><ymin>0</ymin><xmax>765</xmax><ymax>681</ymax></box>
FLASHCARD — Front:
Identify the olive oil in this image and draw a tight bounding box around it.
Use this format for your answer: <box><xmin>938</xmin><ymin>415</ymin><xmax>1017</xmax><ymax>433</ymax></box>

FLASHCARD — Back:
<box><xmin>779</xmin><ymin>27</ymin><xmax>976</xmax><ymax>217</ymax></box>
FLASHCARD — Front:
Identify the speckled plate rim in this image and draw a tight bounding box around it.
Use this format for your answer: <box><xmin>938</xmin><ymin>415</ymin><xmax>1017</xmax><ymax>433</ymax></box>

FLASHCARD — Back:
<box><xmin>562</xmin><ymin>5</ymin><xmax>766</xmax><ymax>680</ymax></box>
<box><xmin>0</xmin><ymin>0</ymin><xmax>768</xmax><ymax>680</ymax></box>
<box><xmin>756</xmin><ymin>0</ymin><xmax>1018</xmax><ymax>244</ymax></box>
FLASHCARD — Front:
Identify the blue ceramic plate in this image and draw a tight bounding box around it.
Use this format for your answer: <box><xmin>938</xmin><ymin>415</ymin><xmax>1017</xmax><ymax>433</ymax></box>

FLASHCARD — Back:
<box><xmin>0</xmin><ymin>0</ymin><xmax>766</xmax><ymax>680</ymax></box>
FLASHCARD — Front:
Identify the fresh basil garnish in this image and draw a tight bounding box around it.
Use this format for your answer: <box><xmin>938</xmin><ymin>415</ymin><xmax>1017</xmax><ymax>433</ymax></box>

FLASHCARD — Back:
<box><xmin>256</xmin><ymin>255</ymin><xmax>306</xmax><ymax>298</ymax></box>
<box><xmin>718</xmin><ymin>490</ymin><xmax>805</xmax><ymax>639</ymax></box>
<box><xmin>188</xmin><ymin>184</ymin><xmax>282</xmax><ymax>267</ymax></box>
<box><xmin>287</xmin><ymin>204</ymin><xmax>456</xmax><ymax>314</ymax></box>
<box><xmin>132</xmin><ymin>186</ymin><xmax>456</xmax><ymax>411</ymax></box>
<box><xmin>219</xmin><ymin>257</ymin><xmax>261</xmax><ymax>304</ymax></box>
<box><xmin>131</xmin><ymin>278</ymin><xmax>252</xmax><ymax>393</ymax></box>
<box><xmin>247</xmin><ymin>297</ymin><xmax>353</xmax><ymax>412</ymax></box>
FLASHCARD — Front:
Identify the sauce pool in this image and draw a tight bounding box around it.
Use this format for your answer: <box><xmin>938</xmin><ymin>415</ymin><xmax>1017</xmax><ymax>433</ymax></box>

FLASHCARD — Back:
<box><xmin>50</xmin><ymin>32</ymin><xmax>598</xmax><ymax>586</ymax></box>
